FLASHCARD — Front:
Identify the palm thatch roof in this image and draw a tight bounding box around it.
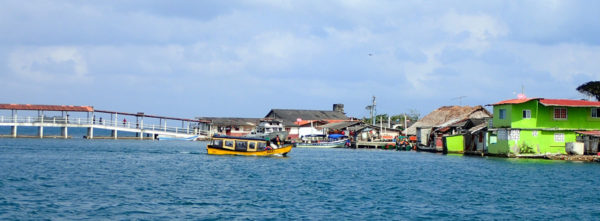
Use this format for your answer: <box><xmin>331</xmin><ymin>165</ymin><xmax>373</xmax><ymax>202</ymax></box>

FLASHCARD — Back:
<box><xmin>405</xmin><ymin>105</ymin><xmax>491</xmax><ymax>135</ymax></box>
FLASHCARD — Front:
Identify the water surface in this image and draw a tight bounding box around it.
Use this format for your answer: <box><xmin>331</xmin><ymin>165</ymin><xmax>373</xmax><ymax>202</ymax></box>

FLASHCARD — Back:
<box><xmin>1</xmin><ymin>139</ymin><xmax>599</xmax><ymax>220</ymax></box>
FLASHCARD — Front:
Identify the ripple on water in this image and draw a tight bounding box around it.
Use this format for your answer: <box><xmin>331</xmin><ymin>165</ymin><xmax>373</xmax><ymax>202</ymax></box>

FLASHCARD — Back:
<box><xmin>1</xmin><ymin>140</ymin><xmax>600</xmax><ymax>219</ymax></box>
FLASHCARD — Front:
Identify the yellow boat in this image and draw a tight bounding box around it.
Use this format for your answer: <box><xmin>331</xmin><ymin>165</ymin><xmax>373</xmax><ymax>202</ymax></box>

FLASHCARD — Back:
<box><xmin>206</xmin><ymin>135</ymin><xmax>292</xmax><ymax>156</ymax></box>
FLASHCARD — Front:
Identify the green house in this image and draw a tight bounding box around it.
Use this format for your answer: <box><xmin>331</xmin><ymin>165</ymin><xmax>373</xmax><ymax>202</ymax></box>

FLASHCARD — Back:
<box><xmin>487</xmin><ymin>98</ymin><xmax>600</xmax><ymax>155</ymax></box>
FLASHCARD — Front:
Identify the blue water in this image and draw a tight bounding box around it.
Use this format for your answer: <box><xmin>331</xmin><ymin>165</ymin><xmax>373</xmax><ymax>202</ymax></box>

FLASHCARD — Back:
<box><xmin>1</xmin><ymin>139</ymin><xmax>599</xmax><ymax>220</ymax></box>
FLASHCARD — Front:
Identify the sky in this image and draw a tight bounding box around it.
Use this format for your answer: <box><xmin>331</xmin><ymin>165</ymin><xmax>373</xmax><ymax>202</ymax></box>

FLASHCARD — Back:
<box><xmin>1</xmin><ymin>0</ymin><xmax>599</xmax><ymax>119</ymax></box>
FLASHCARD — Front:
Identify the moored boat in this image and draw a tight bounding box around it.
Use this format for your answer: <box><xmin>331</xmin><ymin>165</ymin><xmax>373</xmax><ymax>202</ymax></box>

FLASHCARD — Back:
<box><xmin>207</xmin><ymin>135</ymin><xmax>292</xmax><ymax>156</ymax></box>
<box><xmin>157</xmin><ymin>135</ymin><xmax>199</xmax><ymax>141</ymax></box>
<box><xmin>294</xmin><ymin>134</ymin><xmax>349</xmax><ymax>148</ymax></box>
<box><xmin>244</xmin><ymin>118</ymin><xmax>289</xmax><ymax>141</ymax></box>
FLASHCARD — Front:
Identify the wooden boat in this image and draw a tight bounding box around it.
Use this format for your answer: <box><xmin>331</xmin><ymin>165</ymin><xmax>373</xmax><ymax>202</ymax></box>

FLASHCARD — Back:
<box><xmin>206</xmin><ymin>135</ymin><xmax>292</xmax><ymax>156</ymax></box>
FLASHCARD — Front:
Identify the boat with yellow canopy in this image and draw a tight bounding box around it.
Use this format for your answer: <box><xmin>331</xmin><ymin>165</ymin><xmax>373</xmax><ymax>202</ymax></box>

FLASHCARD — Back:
<box><xmin>206</xmin><ymin>135</ymin><xmax>292</xmax><ymax>156</ymax></box>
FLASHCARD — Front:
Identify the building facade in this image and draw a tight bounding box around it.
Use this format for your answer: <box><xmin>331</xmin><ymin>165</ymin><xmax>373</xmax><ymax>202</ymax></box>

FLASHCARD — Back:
<box><xmin>487</xmin><ymin>98</ymin><xmax>600</xmax><ymax>155</ymax></box>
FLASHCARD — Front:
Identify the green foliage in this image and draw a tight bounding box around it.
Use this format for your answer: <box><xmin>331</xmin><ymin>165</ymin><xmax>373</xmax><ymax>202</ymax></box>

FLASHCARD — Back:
<box><xmin>576</xmin><ymin>81</ymin><xmax>600</xmax><ymax>101</ymax></box>
<box><xmin>519</xmin><ymin>142</ymin><xmax>536</xmax><ymax>154</ymax></box>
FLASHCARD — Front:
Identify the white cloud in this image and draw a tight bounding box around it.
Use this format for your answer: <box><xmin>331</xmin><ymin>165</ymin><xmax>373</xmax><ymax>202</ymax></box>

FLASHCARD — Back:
<box><xmin>508</xmin><ymin>43</ymin><xmax>600</xmax><ymax>81</ymax></box>
<box><xmin>8</xmin><ymin>46</ymin><xmax>90</xmax><ymax>83</ymax></box>
<box><xmin>441</xmin><ymin>11</ymin><xmax>508</xmax><ymax>53</ymax></box>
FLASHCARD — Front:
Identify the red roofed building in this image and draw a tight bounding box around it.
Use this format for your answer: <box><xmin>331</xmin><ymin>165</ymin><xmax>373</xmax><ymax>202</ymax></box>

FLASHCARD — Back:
<box><xmin>487</xmin><ymin>97</ymin><xmax>600</xmax><ymax>156</ymax></box>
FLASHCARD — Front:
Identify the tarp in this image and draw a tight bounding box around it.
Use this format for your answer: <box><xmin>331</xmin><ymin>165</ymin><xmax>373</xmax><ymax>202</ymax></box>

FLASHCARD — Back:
<box><xmin>328</xmin><ymin>134</ymin><xmax>346</xmax><ymax>139</ymax></box>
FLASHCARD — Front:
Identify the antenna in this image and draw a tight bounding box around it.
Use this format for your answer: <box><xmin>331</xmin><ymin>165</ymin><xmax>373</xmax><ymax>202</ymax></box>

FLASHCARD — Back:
<box><xmin>452</xmin><ymin>96</ymin><xmax>467</xmax><ymax>105</ymax></box>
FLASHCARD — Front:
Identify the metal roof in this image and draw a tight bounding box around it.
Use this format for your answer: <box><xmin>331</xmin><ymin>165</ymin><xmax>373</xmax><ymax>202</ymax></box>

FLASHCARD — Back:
<box><xmin>0</xmin><ymin>104</ymin><xmax>93</xmax><ymax>112</ymax></box>
<box><xmin>540</xmin><ymin>99</ymin><xmax>600</xmax><ymax>107</ymax></box>
<box><xmin>265</xmin><ymin>109</ymin><xmax>348</xmax><ymax>126</ymax></box>
<box><xmin>576</xmin><ymin>130</ymin><xmax>600</xmax><ymax>137</ymax></box>
<box><xmin>491</xmin><ymin>98</ymin><xmax>600</xmax><ymax>107</ymax></box>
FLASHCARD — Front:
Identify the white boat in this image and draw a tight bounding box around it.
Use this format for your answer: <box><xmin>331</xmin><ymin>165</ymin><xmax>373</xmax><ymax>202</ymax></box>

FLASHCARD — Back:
<box><xmin>157</xmin><ymin>135</ymin><xmax>199</xmax><ymax>141</ymax></box>
<box><xmin>294</xmin><ymin>134</ymin><xmax>349</xmax><ymax>148</ymax></box>
<box><xmin>245</xmin><ymin>118</ymin><xmax>289</xmax><ymax>140</ymax></box>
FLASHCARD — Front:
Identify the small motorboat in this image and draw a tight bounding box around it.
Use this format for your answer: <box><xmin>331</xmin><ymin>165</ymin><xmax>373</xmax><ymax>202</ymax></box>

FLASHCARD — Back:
<box><xmin>206</xmin><ymin>135</ymin><xmax>292</xmax><ymax>156</ymax></box>
<box><xmin>157</xmin><ymin>135</ymin><xmax>199</xmax><ymax>141</ymax></box>
<box><xmin>294</xmin><ymin>134</ymin><xmax>348</xmax><ymax>148</ymax></box>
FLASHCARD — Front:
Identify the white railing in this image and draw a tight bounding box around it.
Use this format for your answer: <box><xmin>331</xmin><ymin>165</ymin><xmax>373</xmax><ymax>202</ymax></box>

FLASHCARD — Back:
<box><xmin>0</xmin><ymin>116</ymin><xmax>202</xmax><ymax>135</ymax></box>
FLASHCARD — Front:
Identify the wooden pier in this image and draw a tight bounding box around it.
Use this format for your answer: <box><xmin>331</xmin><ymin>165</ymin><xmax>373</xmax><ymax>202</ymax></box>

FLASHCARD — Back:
<box><xmin>0</xmin><ymin>104</ymin><xmax>210</xmax><ymax>140</ymax></box>
<box><xmin>354</xmin><ymin>141</ymin><xmax>395</xmax><ymax>149</ymax></box>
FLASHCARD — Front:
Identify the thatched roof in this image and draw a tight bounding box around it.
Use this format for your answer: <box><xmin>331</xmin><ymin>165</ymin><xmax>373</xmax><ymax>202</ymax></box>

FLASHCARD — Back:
<box><xmin>406</xmin><ymin>105</ymin><xmax>491</xmax><ymax>135</ymax></box>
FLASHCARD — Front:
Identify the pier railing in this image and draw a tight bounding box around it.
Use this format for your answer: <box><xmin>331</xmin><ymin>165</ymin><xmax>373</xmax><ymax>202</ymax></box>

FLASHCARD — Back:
<box><xmin>0</xmin><ymin>116</ymin><xmax>205</xmax><ymax>135</ymax></box>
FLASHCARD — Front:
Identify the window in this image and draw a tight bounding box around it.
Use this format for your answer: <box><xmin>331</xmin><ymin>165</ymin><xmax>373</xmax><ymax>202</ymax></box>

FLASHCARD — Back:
<box><xmin>235</xmin><ymin>141</ymin><xmax>247</xmax><ymax>151</ymax></box>
<box><xmin>258</xmin><ymin>141</ymin><xmax>267</xmax><ymax>150</ymax></box>
<box><xmin>509</xmin><ymin>130</ymin><xmax>520</xmax><ymax>141</ymax></box>
<box><xmin>212</xmin><ymin>139</ymin><xmax>223</xmax><ymax>146</ymax></box>
<box><xmin>554</xmin><ymin>133</ymin><xmax>565</xmax><ymax>142</ymax></box>
<box><xmin>554</xmin><ymin>108</ymin><xmax>567</xmax><ymax>119</ymax></box>
<box><xmin>522</xmin><ymin>110</ymin><xmax>531</xmax><ymax>119</ymax></box>
<box><xmin>224</xmin><ymin>140</ymin><xmax>234</xmax><ymax>149</ymax></box>
<box><xmin>248</xmin><ymin>142</ymin><xmax>256</xmax><ymax>151</ymax></box>
<box><xmin>592</xmin><ymin>108</ymin><xmax>600</xmax><ymax>118</ymax></box>
<box><xmin>499</xmin><ymin>109</ymin><xmax>506</xmax><ymax>119</ymax></box>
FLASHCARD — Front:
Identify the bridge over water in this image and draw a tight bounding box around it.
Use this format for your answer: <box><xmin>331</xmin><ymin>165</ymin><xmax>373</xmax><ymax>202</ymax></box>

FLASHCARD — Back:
<box><xmin>0</xmin><ymin>104</ymin><xmax>211</xmax><ymax>140</ymax></box>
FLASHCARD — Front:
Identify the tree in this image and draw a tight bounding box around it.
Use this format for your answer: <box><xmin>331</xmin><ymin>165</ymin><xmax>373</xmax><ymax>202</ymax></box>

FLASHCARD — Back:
<box><xmin>577</xmin><ymin>81</ymin><xmax>600</xmax><ymax>101</ymax></box>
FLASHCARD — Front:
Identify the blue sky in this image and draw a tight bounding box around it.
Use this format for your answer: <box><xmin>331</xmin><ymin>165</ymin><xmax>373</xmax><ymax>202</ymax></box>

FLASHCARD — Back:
<box><xmin>1</xmin><ymin>0</ymin><xmax>599</xmax><ymax>119</ymax></box>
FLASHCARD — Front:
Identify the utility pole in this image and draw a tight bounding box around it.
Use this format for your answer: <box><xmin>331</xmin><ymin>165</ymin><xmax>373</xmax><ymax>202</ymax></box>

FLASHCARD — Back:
<box><xmin>365</xmin><ymin>96</ymin><xmax>377</xmax><ymax>126</ymax></box>
<box><xmin>372</xmin><ymin>96</ymin><xmax>376</xmax><ymax>125</ymax></box>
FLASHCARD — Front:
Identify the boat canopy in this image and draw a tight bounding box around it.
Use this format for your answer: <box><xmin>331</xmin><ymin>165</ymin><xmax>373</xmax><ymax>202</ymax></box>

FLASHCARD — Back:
<box><xmin>212</xmin><ymin>135</ymin><xmax>267</xmax><ymax>141</ymax></box>
<box><xmin>328</xmin><ymin>134</ymin><xmax>347</xmax><ymax>139</ymax></box>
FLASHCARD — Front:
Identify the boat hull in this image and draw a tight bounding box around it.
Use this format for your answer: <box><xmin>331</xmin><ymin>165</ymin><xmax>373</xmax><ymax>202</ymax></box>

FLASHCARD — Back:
<box><xmin>207</xmin><ymin>144</ymin><xmax>293</xmax><ymax>156</ymax></box>
<box><xmin>294</xmin><ymin>139</ymin><xmax>347</xmax><ymax>148</ymax></box>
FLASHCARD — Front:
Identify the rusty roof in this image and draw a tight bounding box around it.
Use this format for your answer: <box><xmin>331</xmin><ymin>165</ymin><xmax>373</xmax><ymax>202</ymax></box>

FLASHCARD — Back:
<box><xmin>576</xmin><ymin>130</ymin><xmax>600</xmax><ymax>137</ymax></box>
<box><xmin>0</xmin><ymin>104</ymin><xmax>93</xmax><ymax>112</ymax></box>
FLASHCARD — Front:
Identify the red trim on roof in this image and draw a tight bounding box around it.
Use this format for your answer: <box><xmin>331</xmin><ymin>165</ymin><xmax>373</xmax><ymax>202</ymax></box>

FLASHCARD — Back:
<box><xmin>576</xmin><ymin>131</ymin><xmax>600</xmax><ymax>137</ymax></box>
<box><xmin>0</xmin><ymin>104</ymin><xmax>93</xmax><ymax>112</ymax></box>
<box><xmin>492</xmin><ymin>98</ymin><xmax>600</xmax><ymax>107</ymax></box>
<box><xmin>491</xmin><ymin>98</ymin><xmax>538</xmax><ymax>105</ymax></box>
<box><xmin>539</xmin><ymin>99</ymin><xmax>600</xmax><ymax>107</ymax></box>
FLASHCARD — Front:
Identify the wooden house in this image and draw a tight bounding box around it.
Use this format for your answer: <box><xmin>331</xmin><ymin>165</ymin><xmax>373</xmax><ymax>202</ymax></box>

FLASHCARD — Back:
<box><xmin>264</xmin><ymin>104</ymin><xmax>349</xmax><ymax>139</ymax></box>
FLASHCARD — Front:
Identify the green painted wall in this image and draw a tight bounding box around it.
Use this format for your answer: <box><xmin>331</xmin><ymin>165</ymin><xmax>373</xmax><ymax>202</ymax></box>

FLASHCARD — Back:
<box><xmin>536</xmin><ymin>105</ymin><xmax>600</xmax><ymax>129</ymax></box>
<box><xmin>508</xmin><ymin>100</ymin><xmax>538</xmax><ymax>128</ymax></box>
<box><xmin>487</xmin><ymin>129</ymin><xmax>574</xmax><ymax>155</ymax></box>
<box><xmin>445</xmin><ymin>135</ymin><xmax>464</xmax><ymax>153</ymax></box>
<box><xmin>492</xmin><ymin>104</ymin><xmax>512</xmax><ymax>127</ymax></box>
<box><xmin>494</xmin><ymin>99</ymin><xmax>600</xmax><ymax>129</ymax></box>
<box><xmin>487</xmin><ymin>134</ymin><xmax>509</xmax><ymax>155</ymax></box>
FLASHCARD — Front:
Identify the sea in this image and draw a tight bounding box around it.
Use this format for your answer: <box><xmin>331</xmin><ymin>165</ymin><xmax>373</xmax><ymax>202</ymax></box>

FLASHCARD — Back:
<box><xmin>1</xmin><ymin>133</ymin><xmax>600</xmax><ymax>220</ymax></box>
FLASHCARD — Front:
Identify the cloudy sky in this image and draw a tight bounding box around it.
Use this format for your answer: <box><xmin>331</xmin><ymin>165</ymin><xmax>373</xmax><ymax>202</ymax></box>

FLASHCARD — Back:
<box><xmin>1</xmin><ymin>0</ymin><xmax>599</xmax><ymax>119</ymax></box>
